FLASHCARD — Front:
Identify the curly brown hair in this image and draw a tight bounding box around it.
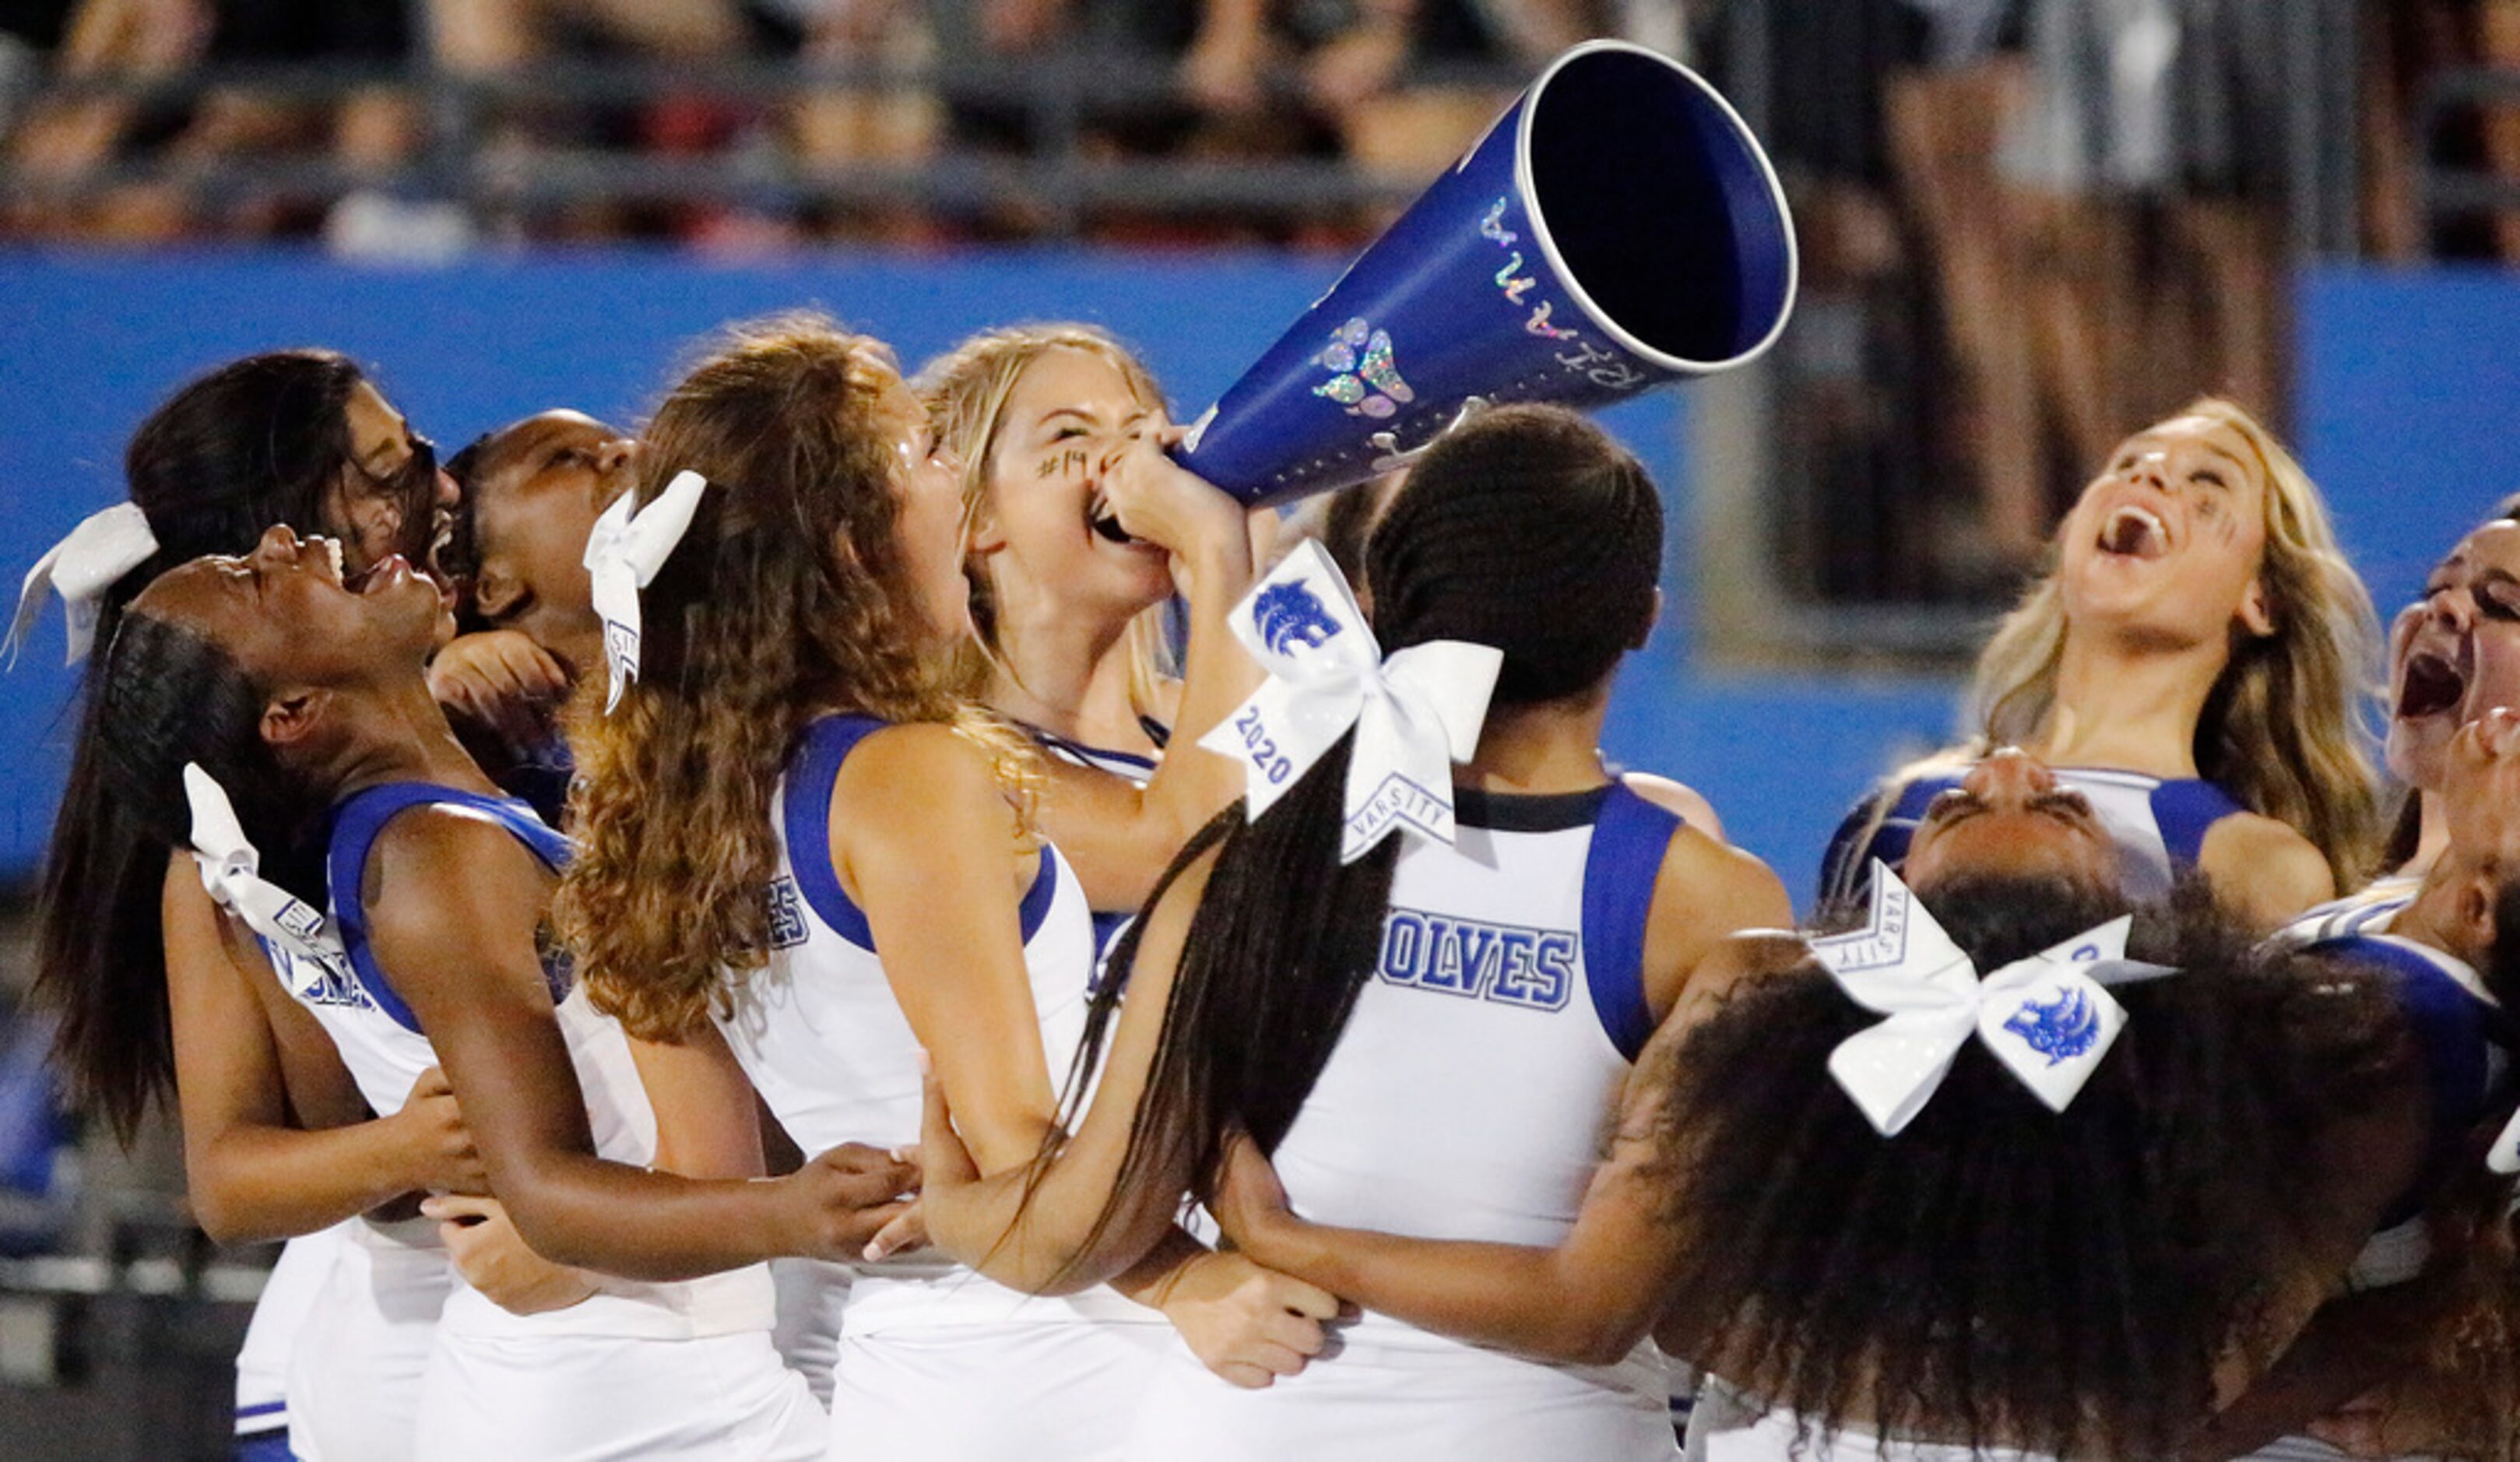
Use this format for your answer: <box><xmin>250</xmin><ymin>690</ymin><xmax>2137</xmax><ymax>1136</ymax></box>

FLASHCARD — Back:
<box><xmin>1648</xmin><ymin>876</ymin><xmax>2421</xmax><ymax>1459</ymax></box>
<box><xmin>557</xmin><ymin>312</ymin><xmax>976</xmax><ymax>1040</ymax></box>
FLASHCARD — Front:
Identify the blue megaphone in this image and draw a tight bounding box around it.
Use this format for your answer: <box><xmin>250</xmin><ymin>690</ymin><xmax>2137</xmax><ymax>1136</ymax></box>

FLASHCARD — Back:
<box><xmin>1176</xmin><ymin>40</ymin><xmax>1796</xmax><ymax>506</ymax></box>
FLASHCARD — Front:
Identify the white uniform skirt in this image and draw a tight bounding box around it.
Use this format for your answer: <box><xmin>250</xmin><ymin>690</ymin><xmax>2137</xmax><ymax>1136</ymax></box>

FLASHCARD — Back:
<box><xmin>824</xmin><ymin>1274</ymin><xmax>1169</xmax><ymax>1462</ymax></box>
<box><xmin>414</xmin><ymin>1264</ymin><xmax>823</xmax><ymax>1462</ymax></box>
<box><xmin>1123</xmin><ymin>1323</ymin><xmax>1675</xmax><ymax>1461</ymax></box>
<box><xmin>768</xmin><ymin>1256</ymin><xmax>853</xmax><ymax>1408</ymax></box>
<box><xmin>286</xmin><ymin>1217</ymin><xmax>453</xmax><ymax>1462</ymax></box>
<box><xmin>1685</xmin><ymin>1380</ymin><xmax>2057</xmax><ymax>1462</ymax></box>
<box><xmin>234</xmin><ymin>1224</ymin><xmax>345</xmax><ymax>1441</ymax></box>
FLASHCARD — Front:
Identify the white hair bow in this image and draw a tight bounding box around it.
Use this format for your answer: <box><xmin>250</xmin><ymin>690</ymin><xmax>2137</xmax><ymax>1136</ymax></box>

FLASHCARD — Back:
<box><xmin>582</xmin><ymin>470</ymin><xmax>711</xmax><ymax>712</ymax></box>
<box><xmin>1197</xmin><ymin>539</ymin><xmax>1502</xmax><ymax>864</ymax></box>
<box><xmin>6</xmin><ymin>501</ymin><xmax>160</xmax><ymax>666</ymax></box>
<box><xmin>182</xmin><ymin>763</ymin><xmax>343</xmax><ymax>969</ymax></box>
<box><xmin>1810</xmin><ymin>863</ymin><xmax>2169</xmax><ymax>1135</ymax></box>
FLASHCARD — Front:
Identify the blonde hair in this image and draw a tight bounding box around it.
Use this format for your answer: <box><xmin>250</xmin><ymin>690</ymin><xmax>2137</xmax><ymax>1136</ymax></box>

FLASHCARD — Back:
<box><xmin>912</xmin><ymin>323</ymin><xmax>1178</xmax><ymax>728</ymax></box>
<box><xmin>1965</xmin><ymin>397</ymin><xmax>2382</xmax><ymax>889</ymax></box>
<box><xmin>558</xmin><ymin>312</ymin><xmax>1030</xmax><ymax>1040</ymax></box>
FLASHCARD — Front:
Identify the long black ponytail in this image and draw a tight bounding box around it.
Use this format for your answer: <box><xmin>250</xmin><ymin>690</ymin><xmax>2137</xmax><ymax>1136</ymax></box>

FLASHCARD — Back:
<box><xmin>1060</xmin><ymin>404</ymin><xmax>1666</xmax><ymax>1252</ymax></box>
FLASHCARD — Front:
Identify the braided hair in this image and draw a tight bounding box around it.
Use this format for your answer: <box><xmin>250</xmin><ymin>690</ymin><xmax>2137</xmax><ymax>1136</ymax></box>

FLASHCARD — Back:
<box><xmin>1059</xmin><ymin>403</ymin><xmax>1663</xmax><ymax>1260</ymax></box>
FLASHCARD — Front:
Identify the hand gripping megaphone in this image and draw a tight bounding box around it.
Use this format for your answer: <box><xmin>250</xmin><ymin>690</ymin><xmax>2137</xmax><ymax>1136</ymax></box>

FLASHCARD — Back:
<box><xmin>1175</xmin><ymin>40</ymin><xmax>1797</xmax><ymax>506</ymax></box>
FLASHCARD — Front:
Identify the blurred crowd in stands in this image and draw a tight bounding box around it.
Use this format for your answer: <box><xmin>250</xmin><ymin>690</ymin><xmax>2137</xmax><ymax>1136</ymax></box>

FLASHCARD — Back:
<box><xmin>0</xmin><ymin>1</ymin><xmax>2515</xmax><ymax>606</ymax></box>
<box><xmin>0</xmin><ymin>0</ymin><xmax>1636</xmax><ymax>248</ymax></box>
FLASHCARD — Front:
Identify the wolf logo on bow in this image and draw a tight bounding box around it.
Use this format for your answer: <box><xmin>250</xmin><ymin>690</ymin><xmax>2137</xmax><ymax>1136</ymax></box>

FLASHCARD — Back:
<box><xmin>1253</xmin><ymin>580</ymin><xmax>1341</xmax><ymax>656</ymax></box>
<box><xmin>2002</xmin><ymin>987</ymin><xmax>2102</xmax><ymax>1066</ymax></box>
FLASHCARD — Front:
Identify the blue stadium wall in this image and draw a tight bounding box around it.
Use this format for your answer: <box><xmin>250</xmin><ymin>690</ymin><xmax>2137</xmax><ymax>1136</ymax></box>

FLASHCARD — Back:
<box><xmin>0</xmin><ymin>254</ymin><xmax>2513</xmax><ymax>909</ymax></box>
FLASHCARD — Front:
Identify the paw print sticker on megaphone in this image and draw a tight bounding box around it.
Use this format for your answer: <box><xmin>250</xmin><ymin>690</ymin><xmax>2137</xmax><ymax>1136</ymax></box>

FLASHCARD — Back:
<box><xmin>1311</xmin><ymin>318</ymin><xmax>1416</xmax><ymax>420</ymax></box>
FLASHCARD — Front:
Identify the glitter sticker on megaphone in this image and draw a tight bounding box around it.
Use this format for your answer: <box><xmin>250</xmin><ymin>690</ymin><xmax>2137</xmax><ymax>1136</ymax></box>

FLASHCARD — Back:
<box><xmin>1312</xmin><ymin>318</ymin><xmax>1417</xmax><ymax>420</ymax></box>
<box><xmin>1173</xmin><ymin>40</ymin><xmax>1798</xmax><ymax>506</ymax></box>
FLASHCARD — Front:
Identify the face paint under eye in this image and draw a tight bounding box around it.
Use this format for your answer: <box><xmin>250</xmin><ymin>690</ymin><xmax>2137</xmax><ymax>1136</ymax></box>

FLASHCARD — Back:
<box><xmin>1034</xmin><ymin>447</ymin><xmax>1091</xmax><ymax>481</ymax></box>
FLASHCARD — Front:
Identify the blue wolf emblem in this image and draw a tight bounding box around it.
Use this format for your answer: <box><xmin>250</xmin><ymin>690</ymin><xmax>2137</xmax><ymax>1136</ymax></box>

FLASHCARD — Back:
<box><xmin>1253</xmin><ymin>581</ymin><xmax>1342</xmax><ymax>655</ymax></box>
<box><xmin>2002</xmin><ymin>987</ymin><xmax>2100</xmax><ymax>1066</ymax></box>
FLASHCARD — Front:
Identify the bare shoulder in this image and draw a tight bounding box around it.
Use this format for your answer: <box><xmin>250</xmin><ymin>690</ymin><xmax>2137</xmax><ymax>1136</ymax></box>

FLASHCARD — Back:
<box><xmin>364</xmin><ymin>803</ymin><xmax>550</xmax><ymax>948</ymax></box>
<box><xmin>2199</xmin><ymin>811</ymin><xmax>2335</xmax><ymax>925</ymax></box>
<box><xmin>368</xmin><ymin>799</ymin><xmax>547</xmax><ymax>878</ymax></box>
<box><xmin>1657</xmin><ymin>824</ymin><xmax>1791</xmax><ymax>930</ymax></box>
<box><xmin>1621</xmin><ymin>770</ymin><xmax>1724</xmax><ymax>842</ymax></box>
<box><xmin>1696</xmin><ymin>928</ymin><xmax>1814</xmax><ymax>985</ymax></box>
<box><xmin>831</xmin><ymin>721</ymin><xmax>1006</xmax><ymax>824</ymax></box>
<box><xmin>1634</xmin><ymin>929</ymin><xmax>1815</xmax><ymax>1074</ymax></box>
<box><xmin>1636</xmin><ymin>823</ymin><xmax>1794</xmax><ymax>1016</ymax></box>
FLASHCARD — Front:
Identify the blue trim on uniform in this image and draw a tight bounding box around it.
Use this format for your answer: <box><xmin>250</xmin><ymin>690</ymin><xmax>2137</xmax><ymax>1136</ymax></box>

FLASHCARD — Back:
<box><xmin>2147</xmin><ymin>778</ymin><xmax>2248</xmax><ymax>866</ymax></box>
<box><xmin>233</xmin><ymin>1429</ymin><xmax>292</xmax><ymax>1461</ymax></box>
<box><xmin>1088</xmin><ymin>909</ymin><xmax>1136</xmax><ymax>968</ymax></box>
<box><xmin>234</xmin><ymin>1400</ymin><xmax>286</xmax><ymax>1421</ymax></box>
<box><xmin>2311</xmin><ymin>934</ymin><xmax>2508</xmax><ymax>1225</ymax></box>
<box><xmin>1817</xmin><ymin>778</ymin><xmax>1933</xmax><ymax>908</ymax></box>
<box><xmin>1579</xmin><ymin>783</ymin><xmax>1679</xmax><ymax>1062</ymax></box>
<box><xmin>1817</xmin><ymin>768</ymin><xmax>2248</xmax><ymax>908</ymax></box>
<box><xmin>1021</xmin><ymin>721</ymin><xmax>1160</xmax><ymax>782</ymax></box>
<box><xmin>786</xmin><ymin>714</ymin><xmax>1061</xmax><ymax>954</ymax></box>
<box><xmin>784</xmin><ymin>715</ymin><xmax>890</xmax><ymax>951</ymax></box>
<box><xmin>1017</xmin><ymin>847</ymin><xmax>1059</xmax><ymax>937</ymax></box>
<box><xmin>329</xmin><ymin>783</ymin><xmax>572</xmax><ymax>1036</ymax></box>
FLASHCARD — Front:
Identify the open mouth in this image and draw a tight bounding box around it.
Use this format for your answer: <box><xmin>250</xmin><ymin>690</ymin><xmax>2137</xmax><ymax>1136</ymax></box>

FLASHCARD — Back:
<box><xmin>308</xmin><ymin>536</ymin><xmax>345</xmax><ymax>586</ymax></box>
<box><xmin>1085</xmin><ymin>492</ymin><xmax>1134</xmax><ymax>546</ymax></box>
<box><xmin>349</xmin><ymin>552</ymin><xmax>410</xmax><ymax>596</ymax></box>
<box><xmin>2397</xmin><ymin>650</ymin><xmax>2466</xmax><ymax>719</ymax></box>
<box><xmin>428</xmin><ymin>510</ymin><xmax>455</xmax><ymax>575</ymax></box>
<box><xmin>2097</xmin><ymin>505</ymin><xmax>2168</xmax><ymax>560</ymax></box>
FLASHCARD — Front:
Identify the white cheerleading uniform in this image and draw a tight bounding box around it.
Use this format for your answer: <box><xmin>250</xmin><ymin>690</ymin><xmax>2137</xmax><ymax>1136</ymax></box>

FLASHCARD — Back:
<box><xmin>2240</xmin><ymin>894</ymin><xmax>2511</xmax><ymax>1462</ymax></box>
<box><xmin>1123</xmin><ymin>782</ymin><xmax>1683</xmax><ymax>1461</ymax></box>
<box><xmin>1025</xmin><ymin>720</ymin><xmax>1162</xmax><ymax>968</ymax></box>
<box><xmin>283</xmin><ymin>782</ymin><xmax>819</xmax><ymax>1462</ymax></box>
<box><xmin>261</xmin><ymin>891</ymin><xmax>454</xmax><ymax>1462</ymax></box>
<box><xmin>714</xmin><ymin>714</ymin><xmax>1169</xmax><ymax>1462</ymax></box>
<box><xmin>762</xmin><ymin>718</ymin><xmax>1166</xmax><ymax>1405</ymax></box>
<box><xmin>1683</xmin><ymin>1379</ymin><xmax>2058</xmax><ymax>1462</ymax></box>
<box><xmin>1819</xmin><ymin>764</ymin><xmax>2250</xmax><ymax>908</ymax></box>
<box><xmin>230</xmin><ymin>1223</ymin><xmax>343</xmax><ymax>1458</ymax></box>
<box><xmin>2273</xmin><ymin>875</ymin><xmax>2423</xmax><ymax>946</ymax></box>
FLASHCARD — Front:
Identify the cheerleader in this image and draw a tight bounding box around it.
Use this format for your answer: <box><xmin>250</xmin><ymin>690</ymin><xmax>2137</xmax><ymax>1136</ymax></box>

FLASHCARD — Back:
<box><xmin>72</xmin><ymin>522</ymin><xmax>918</xmax><ymax>1459</ymax></box>
<box><xmin>1185</xmin><ymin>866</ymin><xmax>2444</xmax><ymax>1461</ymax></box>
<box><xmin>2209</xmin><ymin>708</ymin><xmax>2520</xmax><ymax>1460</ymax></box>
<box><xmin>2378</xmin><ymin>508</ymin><xmax>2520</xmax><ymax>880</ymax></box>
<box><xmin>1819</xmin><ymin>399</ymin><xmax>2381</xmax><ymax>929</ymax></box>
<box><xmin>917</xmin><ymin>403</ymin><xmax>1794</xmax><ymax>1459</ymax></box>
<box><xmin>434</xmin><ymin>407</ymin><xmax>859</xmax><ymax>1405</ymax></box>
<box><xmin>428</xmin><ymin>409</ymin><xmax>638</xmax><ymax>821</ymax></box>
<box><xmin>557</xmin><ymin>312</ymin><xmax>1329</xmax><ymax>1460</ymax></box>
<box><xmin>23</xmin><ymin>350</ymin><xmax>465</xmax><ymax>1462</ymax></box>
<box><xmin>916</xmin><ymin>324</ymin><xmax>1262</xmax><ymax>948</ymax></box>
